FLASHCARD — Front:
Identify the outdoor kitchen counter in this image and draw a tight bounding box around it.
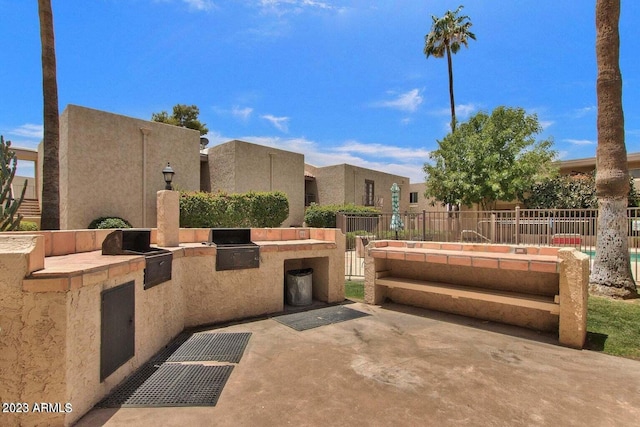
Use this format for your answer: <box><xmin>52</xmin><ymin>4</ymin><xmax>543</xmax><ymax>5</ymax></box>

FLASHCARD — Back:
<box><xmin>21</xmin><ymin>240</ymin><xmax>336</xmax><ymax>292</ymax></box>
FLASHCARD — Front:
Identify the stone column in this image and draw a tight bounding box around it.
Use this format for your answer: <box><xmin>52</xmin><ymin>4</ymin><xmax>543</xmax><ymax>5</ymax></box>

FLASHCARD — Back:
<box><xmin>157</xmin><ymin>190</ymin><xmax>179</xmax><ymax>247</ymax></box>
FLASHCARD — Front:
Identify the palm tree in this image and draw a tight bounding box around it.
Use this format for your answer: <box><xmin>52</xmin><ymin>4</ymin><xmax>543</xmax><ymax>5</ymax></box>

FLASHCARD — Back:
<box><xmin>38</xmin><ymin>0</ymin><xmax>60</xmax><ymax>230</ymax></box>
<box><xmin>424</xmin><ymin>5</ymin><xmax>475</xmax><ymax>133</ymax></box>
<box><xmin>590</xmin><ymin>0</ymin><xmax>638</xmax><ymax>298</ymax></box>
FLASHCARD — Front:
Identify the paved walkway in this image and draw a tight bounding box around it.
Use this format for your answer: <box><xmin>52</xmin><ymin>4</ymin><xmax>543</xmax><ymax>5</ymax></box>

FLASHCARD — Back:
<box><xmin>76</xmin><ymin>302</ymin><xmax>640</xmax><ymax>427</ymax></box>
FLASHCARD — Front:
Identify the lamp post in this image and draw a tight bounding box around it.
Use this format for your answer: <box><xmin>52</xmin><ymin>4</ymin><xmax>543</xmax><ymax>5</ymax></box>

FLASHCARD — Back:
<box><xmin>162</xmin><ymin>162</ymin><xmax>175</xmax><ymax>190</ymax></box>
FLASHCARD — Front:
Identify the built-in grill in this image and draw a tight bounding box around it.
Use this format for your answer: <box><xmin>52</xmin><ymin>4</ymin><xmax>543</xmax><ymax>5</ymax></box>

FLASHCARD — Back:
<box><xmin>102</xmin><ymin>229</ymin><xmax>173</xmax><ymax>289</ymax></box>
<box><xmin>206</xmin><ymin>228</ymin><xmax>260</xmax><ymax>271</ymax></box>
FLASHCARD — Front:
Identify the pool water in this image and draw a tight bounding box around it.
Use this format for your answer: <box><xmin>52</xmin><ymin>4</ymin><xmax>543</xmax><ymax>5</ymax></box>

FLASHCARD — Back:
<box><xmin>583</xmin><ymin>250</ymin><xmax>640</xmax><ymax>262</ymax></box>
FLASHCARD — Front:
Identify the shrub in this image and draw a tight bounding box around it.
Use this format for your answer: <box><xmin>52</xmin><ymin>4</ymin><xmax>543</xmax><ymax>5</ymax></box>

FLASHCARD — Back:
<box><xmin>18</xmin><ymin>221</ymin><xmax>38</xmax><ymax>231</ymax></box>
<box><xmin>304</xmin><ymin>203</ymin><xmax>380</xmax><ymax>228</ymax></box>
<box><xmin>180</xmin><ymin>190</ymin><xmax>289</xmax><ymax>228</ymax></box>
<box><xmin>88</xmin><ymin>216</ymin><xmax>132</xmax><ymax>229</ymax></box>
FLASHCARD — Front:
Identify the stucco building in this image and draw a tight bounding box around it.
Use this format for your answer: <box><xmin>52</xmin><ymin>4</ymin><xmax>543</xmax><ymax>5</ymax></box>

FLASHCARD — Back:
<box><xmin>305</xmin><ymin>163</ymin><xmax>410</xmax><ymax>213</ymax></box>
<box><xmin>206</xmin><ymin>140</ymin><xmax>305</xmax><ymax>227</ymax></box>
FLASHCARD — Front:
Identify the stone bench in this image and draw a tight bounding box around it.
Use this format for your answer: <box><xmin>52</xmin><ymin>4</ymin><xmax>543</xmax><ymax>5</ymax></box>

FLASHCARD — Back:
<box><xmin>364</xmin><ymin>241</ymin><xmax>589</xmax><ymax>348</ymax></box>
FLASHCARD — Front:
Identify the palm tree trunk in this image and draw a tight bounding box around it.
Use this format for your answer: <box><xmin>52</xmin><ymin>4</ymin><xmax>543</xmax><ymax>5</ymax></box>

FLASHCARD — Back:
<box><xmin>590</xmin><ymin>0</ymin><xmax>637</xmax><ymax>298</ymax></box>
<box><xmin>446</xmin><ymin>45</ymin><xmax>456</xmax><ymax>133</ymax></box>
<box><xmin>38</xmin><ymin>0</ymin><xmax>60</xmax><ymax>230</ymax></box>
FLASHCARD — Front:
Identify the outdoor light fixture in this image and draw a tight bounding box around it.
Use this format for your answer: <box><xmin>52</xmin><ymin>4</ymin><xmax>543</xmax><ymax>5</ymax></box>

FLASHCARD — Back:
<box><xmin>162</xmin><ymin>162</ymin><xmax>175</xmax><ymax>190</ymax></box>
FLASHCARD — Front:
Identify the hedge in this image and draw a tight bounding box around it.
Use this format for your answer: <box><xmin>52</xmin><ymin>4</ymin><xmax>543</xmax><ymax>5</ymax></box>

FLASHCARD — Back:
<box><xmin>180</xmin><ymin>190</ymin><xmax>289</xmax><ymax>228</ymax></box>
<box><xmin>304</xmin><ymin>203</ymin><xmax>380</xmax><ymax>228</ymax></box>
<box><xmin>88</xmin><ymin>216</ymin><xmax>132</xmax><ymax>229</ymax></box>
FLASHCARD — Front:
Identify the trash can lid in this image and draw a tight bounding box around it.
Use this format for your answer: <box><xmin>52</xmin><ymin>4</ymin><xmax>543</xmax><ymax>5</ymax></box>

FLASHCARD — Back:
<box><xmin>287</xmin><ymin>268</ymin><xmax>313</xmax><ymax>276</ymax></box>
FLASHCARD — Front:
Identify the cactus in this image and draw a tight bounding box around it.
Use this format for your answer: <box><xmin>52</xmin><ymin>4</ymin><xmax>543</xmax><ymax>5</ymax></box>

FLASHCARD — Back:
<box><xmin>1</xmin><ymin>135</ymin><xmax>27</xmax><ymax>231</ymax></box>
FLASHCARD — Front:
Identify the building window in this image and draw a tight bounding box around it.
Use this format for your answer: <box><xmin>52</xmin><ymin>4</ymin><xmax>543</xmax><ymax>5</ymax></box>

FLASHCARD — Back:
<box><xmin>410</xmin><ymin>192</ymin><xmax>418</xmax><ymax>204</ymax></box>
<box><xmin>630</xmin><ymin>168</ymin><xmax>640</xmax><ymax>179</ymax></box>
<box><xmin>364</xmin><ymin>180</ymin><xmax>374</xmax><ymax>206</ymax></box>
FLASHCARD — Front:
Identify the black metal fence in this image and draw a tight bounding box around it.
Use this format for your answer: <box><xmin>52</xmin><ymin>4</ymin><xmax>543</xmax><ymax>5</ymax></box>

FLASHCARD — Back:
<box><xmin>340</xmin><ymin>208</ymin><xmax>640</xmax><ymax>280</ymax></box>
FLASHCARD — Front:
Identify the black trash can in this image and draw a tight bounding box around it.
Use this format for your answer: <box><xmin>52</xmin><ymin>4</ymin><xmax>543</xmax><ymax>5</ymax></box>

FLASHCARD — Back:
<box><xmin>286</xmin><ymin>268</ymin><xmax>313</xmax><ymax>306</ymax></box>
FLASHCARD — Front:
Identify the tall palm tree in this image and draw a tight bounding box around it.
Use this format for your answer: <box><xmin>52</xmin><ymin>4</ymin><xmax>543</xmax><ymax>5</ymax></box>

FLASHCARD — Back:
<box><xmin>424</xmin><ymin>5</ymin><xmax>475</xmax><ymax>133</ymax></box>
<box><xmin>590</xmin><ymin>0</ymin><xmax>638</xmax><ymax>298</ymax></box>
<box><xmin>38</xmin><ymin>0</ymin><xmax>60</xmax><ymax>230</ymax></box>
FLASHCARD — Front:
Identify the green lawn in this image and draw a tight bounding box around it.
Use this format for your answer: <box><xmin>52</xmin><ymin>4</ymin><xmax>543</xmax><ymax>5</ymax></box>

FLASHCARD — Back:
<box><xmin>344</xmin><ymin>280</ymin><xmax>640</xmax><ymax>360</ymax></box>
<box><xmin>586</xmin><ymin>295</ymin><xmax>640</xmax><ymax>360</ymax></box>
<box><xmin>345</xmin><ymin>280</ymin><xmax>364</xmax><ymax>301</ymax></box>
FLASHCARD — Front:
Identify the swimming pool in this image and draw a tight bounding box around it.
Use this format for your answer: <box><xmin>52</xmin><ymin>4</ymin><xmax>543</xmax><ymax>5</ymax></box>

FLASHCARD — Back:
<box><xmin>583</xmin><ymin>250</ymin><xmax>640</xmax><ymax>262</ymax></box>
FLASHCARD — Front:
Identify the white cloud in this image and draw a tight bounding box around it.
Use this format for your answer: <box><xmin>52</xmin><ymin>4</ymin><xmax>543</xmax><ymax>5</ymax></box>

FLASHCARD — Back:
<box><xmin>564</xmin><ymin>139</ymin><xmax>595</xmax><ymax>146</ymax></box>
<box><xmin>182</xmin><ymin>0</ymin><xmax>215</xmax><ymax>11</ymax></box>
<box><xmin>8</xmin><ymin>124</ymin><xmax>43</xmax><ymax>139</ymax></box>
<box><xmin>400</xmin><ymin>118</ymin><xmax>412</xmax><ymax>125</ymax></box>
<box><xmin>455</xmin><ymin>103</ymin><xmax>476</xmax><ymax>119</ymax></box>
<box><xmin>335</xmin><ymin>140</ymin><xmax>430</xmax><ymax>161</ymax></box>
<box><xmin>539</xmin><ymin>120</ymin><xmax>554</xmax><ymax>130</ymax></box>
<box><xmin>258</xmin><ymin>0</ymin><xmax>343</xmax><ymax>15</ymax></box>
<box><xmin>232</xmin><ymin>106</ymin><xmax>253</xmax><ymax>121</ymax></box>
<box><xmin>207</xmin><ymin>132</ymin><xmax>427</xmax><ymax>183</ymax></box>
<box><xmin>573</xmin><ymin>106</ymin><xmax>596</xmax><ymax>118</ymax></box>
<box><xmin>372</xmin><ymin>89</ymin><xmax>423</xmax><ymax>113</ymax></box>
<box><xmin>261</xmin><ymin>114</ymin><xmax>290</xmax><ymax>132</ymax></box>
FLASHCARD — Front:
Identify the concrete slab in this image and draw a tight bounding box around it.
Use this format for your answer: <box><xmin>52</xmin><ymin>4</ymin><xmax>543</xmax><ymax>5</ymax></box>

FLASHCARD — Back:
<box><xmin>75</xmin><ymin>303</ymin><xmax>640</xmax><ymax>426</ymax></box>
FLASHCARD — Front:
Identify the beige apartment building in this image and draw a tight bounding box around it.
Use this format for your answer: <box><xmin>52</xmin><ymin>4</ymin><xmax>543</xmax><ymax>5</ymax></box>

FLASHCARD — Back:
<box><xmin>17</xmin><ymin>105</ymin><xmax>410</xmax><ymax>229</ymax></box>
<box><xmin>305</xmin><ymin>163</ymin><xmax>410</xmax><ymax>213</ymax></box>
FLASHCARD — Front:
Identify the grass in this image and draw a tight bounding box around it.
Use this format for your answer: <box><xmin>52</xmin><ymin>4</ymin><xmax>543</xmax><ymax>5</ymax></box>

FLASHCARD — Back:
<box><xmin>344</xmin><ymin>280</ymin><xmax>640</xmax><ymax>360</ymax></box>
<box><xmin>586</xmin><ymin>295</ymin><xmax>640</xmax><ymax>360</ymax></box>
<box><xmin>345</xmin><ymin>280</ymin><xmax>364</xmax><ymax>301</ymax></box>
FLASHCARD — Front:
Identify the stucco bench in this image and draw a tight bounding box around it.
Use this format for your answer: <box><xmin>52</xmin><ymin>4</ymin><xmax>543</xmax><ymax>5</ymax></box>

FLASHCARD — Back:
<box><xmin>364</xmin><ymin>241</ymin><xmax>589</xmax><ymax>348</ymax></box>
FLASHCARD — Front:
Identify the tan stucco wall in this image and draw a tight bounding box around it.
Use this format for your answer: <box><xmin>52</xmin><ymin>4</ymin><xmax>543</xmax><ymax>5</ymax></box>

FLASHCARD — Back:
<box><xmin>408</xmin><ymin>182</ymin><xmax>448</xmax><ymax>213</ymax></box>
<box><xmin>311</xmin><ymin>163</ymin><xmax>410</xmax><ymax>213</ymax></box>
<box><xmin>208</xmin><ymin>140</ymin><xmax>305</xmax><ymax>226</ymax></box>
<box><xmin>57</xmin><ymin>105</ymin><xmax>200</xmax><ymax>229</ymax></box>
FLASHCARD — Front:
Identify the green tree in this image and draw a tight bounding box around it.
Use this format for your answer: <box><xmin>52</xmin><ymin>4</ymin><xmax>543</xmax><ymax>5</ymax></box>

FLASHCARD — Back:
<box><xmin>151</xmin><ymin>104</ymin><xmax>209</xmax><ymax>136</ymax></box>
<box><xmin>424</xmin><ymin>107</ymin><xmax>557</xmax><ymax>210</ymax></box>
<box><xmin>1</xmin><ymin>136</ymin><xmax>27</xmax><ymax>231</ymax></box>
<box><xmin>523</xmin><ymin>171</ymin><xmax>638</xmax><ymax>209</ymax></box>
<box><xmin>424</xmin><ymin>5</ymin><xmax>476</xmax><ymax>133</ymax></box>
<box><xmin>38</xmin><ymin>0</ymin><xmax>60</xmax><ymax>230</ymax></box>
<box><xmin>590</xmin><ymin>0</ymin><xmax>637</xmax><ymax>298</ymax></box>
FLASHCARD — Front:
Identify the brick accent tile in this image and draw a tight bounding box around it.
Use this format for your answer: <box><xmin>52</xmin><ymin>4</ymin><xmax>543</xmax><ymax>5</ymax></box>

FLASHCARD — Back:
<box><xmin>387</xmin><ymin>241</ymin><xmax>405</xmax><ymax>247</ymax></box>
<box><xmin>386</xmin><ymin>251</ymin><xmax>406</xmax><ymax>260</ymax></box>
<box><xmin>51</xmin><ymin>231</ymin><xmax>76</xmax><ymax>256</ymax></box>
<box><xmin>530</xmin><ymin>261</ymin><xmax>558</xmax><ymax>273</ymax></box>
<box><xmin>108</xmin><ymin>263</ymin><xmax>131</xmax><ymax>278</ymax></box>
<box><xmin>83</xmin><ymin>269</ymin><xmax>109</xmax><ymax>287</ymax></box>
<box><xmin>194</xmin><ymin>229</ymin><xmax>210</xmax><ymax>242</ymax></box>
<box><xmin>462</xmin><ymin>244</ymin><xmax>482</xmax><ymax>251</ymax></box>
<box><xmin>442</xmin><ymin>243</ymin><xmax>462</xmax><ymax>251</ymax></box>
<box><xmin>371</xmin><ymin>251</ymin><xmax>387</xmax><ymax>259</ymax></box>
<box><xmin>260</xmin><ymin>245</ymin><xmax>278</xmax><ymax>253</ymax></box>
<box><xmin>281</xmin><ymin>229</ymin><xmax>297</xmax><ymax>240</ymax></box>
<box><xmin>310</xmin><ymin>229</ymin><xmax>325</xmax><ymax>240</ymax></box>
<box><xmin>449</xmin><ymin>256</ymin><xmax>471</xmax><ymax>266</ymax></box>
<box><xmin>69</xmin><ymin>275</ymin><xmax>83</xmax><ymax>291</ymax></box>
<box><xmin>526</xmin><ymin>247</ymin><xmax>540</xmax><ymax>255</ymax></box>
<box><xmin>538</xmin><ymin>247</ymin><xmax>560</xmax><ymax>256</ymax></box>
<box><xmin>42</xmin><ymin>231</ymin><xmax>53</xmax><ymax>257</ymax></box>
<box><xmin>75</xmin><ymin>231</ymin><xmax>97</xmax><ymax>253</ymax></box>
<box><xmin>130</xmin><ymin>259</ymin><xmax>146</xmax><ymax>271</ymax></box>
<box><xmin>374</xmin><ymin>241</ymin><xmax>388</xmax><ymax>248</ymax></box>
<box><xmin>94</xmin><ymin>229</ymin><xmax>112</xmax><ymax>248</ymax></box>
<box><xmin>297</xmin><ymin>244</ymin><xmax>313</xmax><ymax>251</ymax></box>
<box><xmin>251</xmin><ymin>229</ymin><xmax>268</xmax><ymax>241</ymax></box>
<box><xmin>419</xmin><ymin>242</ymin><xmax>441</xmax><ymax>250</ymax></box>
<box><xmin>179</xmin><ymin>228</ymin><xmax>196</xmax><ymax>243</ymax></box>
<box><xmin>486</xmin><ymin>245</ymin><xmax>511</xmax><ymax>253</ymax></box>
<box><xmin>27</xmin><ymin>235</ymin><xmax>45</xmax><ymax>274</ymax></box>
<box><xmin>499</xmin><ymin>259</ymin><xmax>529</xmax><ymax>271</ymax></box>
<box><xmin>323</xmin><ymin>229</ymin><xmax>336</xmax><ymax>242</ymax></box>
<box><xmin>183</xmin><ymin>247</ymin><xmax>215</xmax><ymax>257</ymax></box>
<box><xmin>23</xmin><ymin>277</ymin><xmax>69</xmax><ymax>292</ymax></box>
<box><xmin>150</xmin><ymin>228</ymin><xmax>158</xmax><ymax>244</ymax></box>
<box><xmin>472</xmin><ymin>257</ymin><xmax>499</xmax><ymax>269</ymax></box>
<box><xmin>425</xmin><ymin>254</ymin><xmax>448</xmax><ymax>264</ymax></box>
<box><xmin>405</xmin><ymin>252</ymin><xmax>425</xmax><ymax>262</ymax></box>
<box><xmin>267</xmin><ymin>229</ymin><xmax>283</xmax><ymax>241</ymax></box>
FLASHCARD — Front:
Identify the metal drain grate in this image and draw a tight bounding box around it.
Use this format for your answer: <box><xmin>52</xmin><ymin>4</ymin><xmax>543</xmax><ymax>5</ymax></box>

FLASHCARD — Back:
<box><xmin>275</xmin><ymin>305</ymin><xmax>370</xmax><ymax>331</ymax></box>
<box><xmin>97</xmin><ymin>364</ymin><xmax>234</xmax><ymax>407</ymax></box>
<box><xmin>166</xmin><ymin>332</ymin><xmax>252</xmax><ymax>363</ymax></box>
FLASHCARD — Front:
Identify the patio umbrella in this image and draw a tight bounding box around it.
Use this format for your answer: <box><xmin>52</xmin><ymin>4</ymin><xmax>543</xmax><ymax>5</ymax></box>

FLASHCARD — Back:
<box><xmin>389</xmin><ymin>183</ymin><xmax>404</xmax><ymax>239</ymax></box>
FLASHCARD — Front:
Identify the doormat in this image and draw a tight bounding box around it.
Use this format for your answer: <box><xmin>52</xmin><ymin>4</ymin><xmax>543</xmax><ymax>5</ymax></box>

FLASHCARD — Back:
<box><xmin>97</xmin><ymin>364</ymin><xmax>233</xmax><ymax>407</ymax></box>
<box><xmin>275</xmin><ymin>305</ymin><xmax>370</xmax><ymax>331</ymax></box>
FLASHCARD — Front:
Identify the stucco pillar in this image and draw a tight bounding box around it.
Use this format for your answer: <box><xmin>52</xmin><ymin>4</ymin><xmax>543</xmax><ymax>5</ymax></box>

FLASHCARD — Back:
<box><xmin>157</xmin><ymin>190</ymin><xmax>179</xmax><ymax>247</ymax></box>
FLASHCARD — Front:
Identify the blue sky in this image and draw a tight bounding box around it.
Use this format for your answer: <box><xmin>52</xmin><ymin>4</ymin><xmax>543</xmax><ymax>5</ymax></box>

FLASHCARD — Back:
<box><xmin>1</xmin><ymin>0</ymin><xmax>639</xmax><ymax>183</ymax></box>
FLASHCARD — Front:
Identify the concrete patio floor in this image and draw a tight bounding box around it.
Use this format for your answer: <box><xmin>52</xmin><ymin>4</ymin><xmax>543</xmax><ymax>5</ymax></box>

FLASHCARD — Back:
<box><xmin>76</xmin><ymin>302</ymin><xmax>640</xmax><ymax>427</ymax></box>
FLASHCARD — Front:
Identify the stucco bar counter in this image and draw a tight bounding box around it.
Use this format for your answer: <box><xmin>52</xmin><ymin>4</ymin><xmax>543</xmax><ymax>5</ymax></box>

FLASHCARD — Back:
<box><xmin>0</xmin><ymin>227</ymin><xmax>345</xmax><ymax>427</ymax></box>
